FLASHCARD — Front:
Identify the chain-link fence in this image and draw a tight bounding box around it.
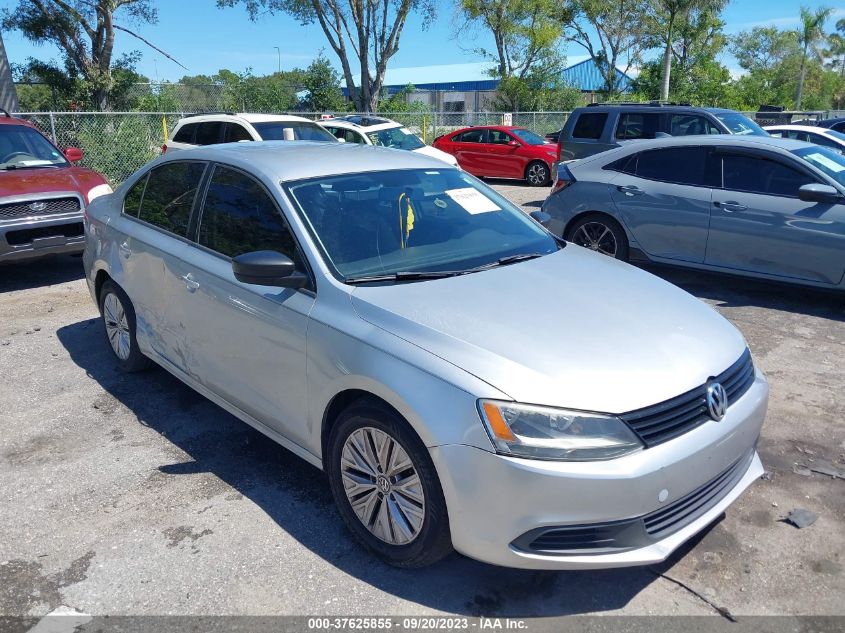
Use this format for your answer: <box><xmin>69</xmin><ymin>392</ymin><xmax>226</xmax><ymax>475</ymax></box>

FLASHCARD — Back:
<box><xmin>14</xmin><ymin>109</ymin><xmax>844</xmax><ymax>185</ymax></box>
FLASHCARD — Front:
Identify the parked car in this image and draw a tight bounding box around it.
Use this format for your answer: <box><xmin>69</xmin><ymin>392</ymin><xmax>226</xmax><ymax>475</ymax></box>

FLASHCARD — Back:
<box><xmin>542</xmin><ymin>135</ymin><xmax>845</xmax><ymax>289</ymax></box>
<box><xmin>814</xmin><ymin>117</ymin><xmax>845</xmax><ymax>133</ymax></box>
<box><xmin>0</xmin><ymin>111</ymin><xmax>111</xmax><ymax>262</ymax></box>
<box><xmin>164</xmin><ymin>113</ymin><xmax>337</xmax><ymax>153</ymax></box>
<box><xmin>432</xmin><ymin>125</ymin><xmax>558</xmax><ymax>186</ymax></box>
<box><xmin>84</xmin><ymin>141</ymin><xmax>767</xmax><ymax>569</ymax></box>
<box><xmin>765</xmin><ymin>124</ymin><xmax>845</xmax><ymax>153</ymax></box>
<box><xmin>320</xmin><ymin>115</ymin><xmax>458</xmax><ymax>166</ymax></box>
<box><xmin>556</xmin><ymin>103</ymin><xmax>768</xmax><ymax>162</ymax></box>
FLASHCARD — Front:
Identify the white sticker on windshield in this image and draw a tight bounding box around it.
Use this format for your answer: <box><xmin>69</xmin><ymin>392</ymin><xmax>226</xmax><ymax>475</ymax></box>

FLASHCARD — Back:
<box><xmin>445</xmin><ymin>187</ymin><xmax>500</xmax><ymax>214</ymax></box>
<box><xmin>400</xmin><ymin>127</ymin><xmax>413</xmax><ymax>134</ymax></box>
<box><xmin>806</xmin><ymin>152</ymin><xmax>845</xmax><ymax>172</ymax></box>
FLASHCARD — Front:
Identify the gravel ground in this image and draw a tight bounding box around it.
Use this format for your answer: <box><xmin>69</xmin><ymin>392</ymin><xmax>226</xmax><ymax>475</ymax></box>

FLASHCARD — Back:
<box><xmin>1</xmin><ymin>181</ymin><xmax>843</xmax><ymax>619</ymax></box>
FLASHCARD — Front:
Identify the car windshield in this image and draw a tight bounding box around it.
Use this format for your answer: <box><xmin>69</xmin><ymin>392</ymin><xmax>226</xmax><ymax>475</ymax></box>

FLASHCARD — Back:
<box><xmin>366</xmin><ymin>126</ymin><xmax>425</xmax><ymax>150</ymax></box>
<box><xmin>510</xmin><ymin>128</ymin><xmax>547</xmax><ymax>145</ymax></box>
<box><xmin>792</xmin><ymin>146</ymin><xmax>845</xmax><ymax>187</ymax></box>
<box><xmin>827</xmin><ymin>129</ymin><xmax>845</xmax><ymax>143</ymax></box>
<box><xmin>286</xmin><ymin>168</ymin><xmax>558</xmax><ymax>281</ymax></box>
<box><xmin>0</xmin><ymin>124</ymin><xmax>68</xmax><ymax>169</ymax></box>
<box><xmin>252</xmin><ymin>121</ymin><xmax>337</xmax><ymax>142</ymax></box>
<box><xmin>714</xmin><ymin>112</ymin><xmax>768</xmax><ymax>137</ymax></box>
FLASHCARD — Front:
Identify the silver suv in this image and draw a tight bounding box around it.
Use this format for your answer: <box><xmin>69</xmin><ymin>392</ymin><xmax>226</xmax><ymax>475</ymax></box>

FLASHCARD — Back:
<box><xmin>83</xmin><ymin>141</ymin><xmax>767</xmax><ymax>569</ymax></box>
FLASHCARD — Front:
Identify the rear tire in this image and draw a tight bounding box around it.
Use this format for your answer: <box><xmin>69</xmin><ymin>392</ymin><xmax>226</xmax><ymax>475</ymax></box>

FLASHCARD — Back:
<box><xmin>326</xmin><ymin>399</ymin><xmax>453</xmax><ymax>568</ymax></box>
<box><xmin>98</xmin><ymin>280</ymin><xmax>153</xmax><ymax>372</ymax></box>
<box><xmin>566</xmin><ymin>213</ymin><xmax>630</xmax><ymax>261</ymax></box>
<box><xmin>525</xmin><ymin>161</ymin><xmax>550</xmax><ymax>187</ymax></box>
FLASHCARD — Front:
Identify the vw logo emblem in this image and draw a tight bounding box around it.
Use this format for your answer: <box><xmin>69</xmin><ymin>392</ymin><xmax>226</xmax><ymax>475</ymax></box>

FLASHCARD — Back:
<box><xmin>706</xmin><ymin>382</ymin><xmax>728</xmax><ymax>421</ymax></box>
<box><xmin>28</xmin><ymin>201</ymin><xmax>47</xmax><ymax>212</ymax></box>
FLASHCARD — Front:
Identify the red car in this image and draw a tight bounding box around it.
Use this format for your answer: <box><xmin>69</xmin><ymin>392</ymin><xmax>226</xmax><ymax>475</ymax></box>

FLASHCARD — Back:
<box><xmin>432</xmin><ymin>125</ymin><xmax>558</xmax><ymax>186</ymax></box>
<box><xmin>0</xmin><ymin>111</ymin><xmax>110</xmax><ymax>263</ymax></box>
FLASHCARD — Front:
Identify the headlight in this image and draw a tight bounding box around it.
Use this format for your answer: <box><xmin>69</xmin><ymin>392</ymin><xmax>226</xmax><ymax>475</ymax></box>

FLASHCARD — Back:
<box><xmin>478</xmin><ymin>400</ymin><xmax>643</xmax><ymax>461</ymax></box>
<box><xmin>87</xmin><ymin>183</ymin><xmax>113</xmax><ymax>202</ymax></box>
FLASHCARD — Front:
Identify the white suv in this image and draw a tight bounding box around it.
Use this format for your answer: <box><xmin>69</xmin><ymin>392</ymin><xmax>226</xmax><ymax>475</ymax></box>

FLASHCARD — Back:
<box><xmin>164</xmin><ymin>113</ymin><xmax>337</xmax><ymax>153</ymax></box>
<box><xmin>321</xmin><ymin>115</ymin><xmax>458</xmax><ymax>166</ymax></box>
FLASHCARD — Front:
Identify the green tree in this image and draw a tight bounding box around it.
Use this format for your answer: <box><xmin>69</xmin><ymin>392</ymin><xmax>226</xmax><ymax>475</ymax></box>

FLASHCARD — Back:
<box><xmin>824</xmin><ymin>18</ymin><xmax>845</xmax><ymax>78</ymax></box>
<box><xmin>298</xmin><ymin>53</ymin><xmax>348</xmax><ymax>112</ymax></box>
<box><xmin>2</xmin><ymin>0</ymin><xmax>184</xmax><ymax>110</ymax></box>
<box><xmin>795</xmin><ymin>5</ymin><xmax>833</xmax><ymax>108</ymax></box>
<box><xmin>217</xmin><ymin>0</ymin><xmax>434</xmax><ymax>113</ymax></box>
<box><xmin>646</xmin><ymin>0</ymin><xmax>727</xmax><ymax>102</ymax></box>
<box><xmin>730</xmin><ymin>26</ymin><xmax>801</xmax><ymax>107</ymax></box>
<box><xmin>566</xmin><ymin>0</ymin><xmax>651</xmax><ymax>99</ymax></box>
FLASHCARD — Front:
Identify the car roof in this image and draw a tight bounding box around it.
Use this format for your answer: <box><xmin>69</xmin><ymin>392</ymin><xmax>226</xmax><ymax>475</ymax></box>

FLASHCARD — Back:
<box><xmin>323</xmin><ymin>118</ymin><xmax>403</xmax><ymax>132</ymax></box>
<box><xmin>584</xmin><ymin>134</ymin><xmax>815</xmax><ymax>159</ymax></box>
<box><xmin>764</xmin><ymin>124</ymin><xmax>838</xmax><ymax>134</ymax></box>
<box><xmin>333</xmin><ymin>115</ymin><xmax>395</xmax><ymax>127</ymax></box>
<box><xmin>175</xmin><ymin>113</ymin><xmax>316</xmax><ymax>126</ymax></box>
<box><xmin>153</xmin><ymin>141</ymin><xmax>454</xmax><ymax>181</ymax></box>
<box><xmin>578</xmin><ymin>103</ymin><xmax>713</xmax><ymax>113</ymax></box>
<box><xmin>0</xmin><ymin>115</ymin><xmax>36</xmax><ymax>128</ymax></box>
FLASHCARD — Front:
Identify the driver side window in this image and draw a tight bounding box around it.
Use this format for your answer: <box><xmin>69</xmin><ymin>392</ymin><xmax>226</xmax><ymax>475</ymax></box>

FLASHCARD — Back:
<box><xmin>721</xmin><ymin>154</ymin><xmax>816</xmax><ymax>197</ymax></box>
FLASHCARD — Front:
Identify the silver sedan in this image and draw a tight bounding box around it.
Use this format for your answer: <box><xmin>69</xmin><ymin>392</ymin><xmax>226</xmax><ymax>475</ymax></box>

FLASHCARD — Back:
<box><xmin>83</xmin><ymin>141</ymin><xmax>768</xmax><ymax>569</ymax></box>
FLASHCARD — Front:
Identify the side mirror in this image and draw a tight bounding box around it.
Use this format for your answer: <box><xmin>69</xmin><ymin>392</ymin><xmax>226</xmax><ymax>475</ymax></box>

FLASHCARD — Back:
<box><xmin>336</xmin><ymin>137</ymin><xmax>346</xmax><ymax>143</ymax></box>
<box><xmin>508</xmin><ymin>139</ymin><xmax>520</xmax><ymax>146</ymax></box>
<box><xmin>530</xmin><ymin>210</ymin><xmax>552</xmax><ymax>227</ymax></box>
<box><xmin>654</xmin><ymin>132</ymin><xmax>672</xmax><ymax>139</ymax></box>
<box><xmin>798</xmin><ymin>183</ymin><xmax>841</xmax><ymax>204</ymax></box>
<box><xmin>232</xmin><ymin>250</ymin><xmax>308</xmax><ymax>288</ymax></box>
<box><xmin>65</xmin><ymin>147</ymin><xmax>84</xmax><ymax>162</ymax></box>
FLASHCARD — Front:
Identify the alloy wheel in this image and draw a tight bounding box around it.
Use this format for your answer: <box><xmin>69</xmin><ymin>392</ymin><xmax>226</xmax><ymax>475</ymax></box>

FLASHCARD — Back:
<box><xmin>103</xmin><ymin>292</ymin><xmax>131</xmax><ymax>361</ymax></box>
<box><xmin>571</xmin><ymin>221</ymin><xmax>618</xmax><ymax>257</ymax></box>
<box><xmin>527</xmin><ymin>163</ymin><xmax>548</xmax><ymax>185</ymax></box>
<box><xmin>340</xmin><ymin>427</ymin><xmax>426</xmax><ymax>545</ymax></box>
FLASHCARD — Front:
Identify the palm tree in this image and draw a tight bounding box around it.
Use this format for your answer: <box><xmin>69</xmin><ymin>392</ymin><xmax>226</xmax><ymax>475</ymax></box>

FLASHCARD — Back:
<box><xmin>795</xmin><ymin>5</ymin><xmax>834</xmax><ymax>109</ymax></box>
<box><xmin>827</xmin><ymin>18</ymin><xmax>845</xmax><ymax>78</ymax></box>
<box><xmin>654</xmin><ymin>0</ymin><xmax>726</xmax><ymax>102</ymax></box>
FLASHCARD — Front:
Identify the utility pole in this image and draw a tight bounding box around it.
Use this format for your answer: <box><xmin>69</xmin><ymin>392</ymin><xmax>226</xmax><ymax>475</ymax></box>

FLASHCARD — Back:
<box><xmin>273</xmin><ymin>47</ymin><xmax>281</xmax><ymax>74</ymax></box>
<box><xmin>0</xmin><ymin>33</ymin><xmax>19</xmax><ymax>113</ymax></box>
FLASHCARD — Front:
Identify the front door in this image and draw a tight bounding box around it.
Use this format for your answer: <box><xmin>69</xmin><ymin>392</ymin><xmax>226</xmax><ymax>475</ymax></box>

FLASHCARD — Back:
<box><xmin>483</xmin><ymin>129</ymin><xmax>523</xmax><ymax>178</ymax></box>
<box><xmin>705</xmin><ymin>151</ymin><xmax>845</xmax><ymax>285</ymax></box>
<box><xmin>176</xmin><ymin>164</ymin><xmax>316</xmax><ymax>447</ymax></box>
<box><xmin>609</xmin><ymin>146</ymin><xmax>712</xmax><ymax>263</ymax></box>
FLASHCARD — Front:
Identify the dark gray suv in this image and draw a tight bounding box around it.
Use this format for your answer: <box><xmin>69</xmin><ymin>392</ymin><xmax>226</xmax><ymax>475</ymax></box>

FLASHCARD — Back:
<box><xmin>556</xmin><ymin>104</ymin><xmax>768</xmax><ymax>161</ymax></box>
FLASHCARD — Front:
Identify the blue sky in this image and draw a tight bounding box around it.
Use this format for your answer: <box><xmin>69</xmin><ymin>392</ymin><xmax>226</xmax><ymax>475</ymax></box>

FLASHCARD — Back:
<box><xmin>3</xmin><ymin>0</ymin><xmax>844</xmax><ymax>82</ymax></box>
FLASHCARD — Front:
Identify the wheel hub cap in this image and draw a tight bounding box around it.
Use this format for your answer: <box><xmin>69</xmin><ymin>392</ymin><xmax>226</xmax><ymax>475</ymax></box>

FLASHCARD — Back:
<box><xmin>103</xmin><ymin>293</ymin><xmax>131</xmax><ymax>361</ymax></box>
<box><xmin>340</xmin><ymin>427</ymin><xmax>426</xmax><ymax>545</ymax></box>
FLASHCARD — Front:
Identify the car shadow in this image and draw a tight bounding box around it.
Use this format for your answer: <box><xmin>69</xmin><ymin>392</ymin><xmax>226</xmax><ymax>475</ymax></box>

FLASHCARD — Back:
<box><xmin>638</xmin><ymin>263</ymin><xmax>845</xmax><ymax>322</ymax></box>
<box><xmin>52</xmin><ymin>318</ymin><xmax>697</xmax><ymax>617</ymax></box>
<box><xmin>0</xmin><ymin>255</ymin><xmax>85</xmax><ymax>292</ymax></box>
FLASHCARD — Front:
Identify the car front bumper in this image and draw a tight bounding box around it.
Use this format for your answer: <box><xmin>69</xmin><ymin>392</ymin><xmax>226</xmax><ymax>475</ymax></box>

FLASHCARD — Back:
<box><xmin>0</xmin><ymin>212</ymin><xmax>85</xmax><ymax>262</ymax></box>
<box><xmin>430</xmin><ymin>368</ymin><xmax>768</xmax><ymax>570</ymax></box>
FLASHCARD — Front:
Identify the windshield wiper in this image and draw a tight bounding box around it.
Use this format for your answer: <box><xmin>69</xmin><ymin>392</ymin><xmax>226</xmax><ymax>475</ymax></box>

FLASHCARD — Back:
<box><xmin>345</xmin><ymin>270</ymin><xmax>465</xmax><ymax>284</ymax></box>
<box><xmin>0</xmin><ymin>164</ymin><xmax>59</xmax><ymax>171</ymax></box>
<box><xmin>466</xmin><ymin>252</ymin><xmax>548</xmax><ymax>273</ymax></box>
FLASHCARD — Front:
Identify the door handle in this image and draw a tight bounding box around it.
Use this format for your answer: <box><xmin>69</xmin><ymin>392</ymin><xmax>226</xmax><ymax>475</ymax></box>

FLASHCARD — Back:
<box><xmin>181</xmin><ymin>273</ymin><xmax>200</xmax><ymax>292</ymax></box>
<box><xmin>118</xmin><ymin>241</ymin><xmax>131</xmax><ymax>258</ymax></box>
<box><xmin>616</xmin><ymin>185</ymin><xmax>643</xmax><ymax>196</ymax></box>
<box><xmin>714</xmin><ymin>201</ymin><xmax>747</xmax><ymax>212</ymax></box>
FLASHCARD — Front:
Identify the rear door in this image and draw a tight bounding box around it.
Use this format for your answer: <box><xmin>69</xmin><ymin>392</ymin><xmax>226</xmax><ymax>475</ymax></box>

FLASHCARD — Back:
<box><xmin>175</xmin><ymin>164</ymin><xmax>315</xmax><ymax>447</ymax></box>
<box><xmin>451</xmin><ymin>129</ymin><xmax>489</xmax><ymax>174</ymax></box>
<box><xmin>483</xmin><ymin>129</ymin><xmax>524</xmax><ymax>178</ymax></box>
<box><xmin>562</xmin><ymin>112</ymin><xmax>612</xmax><ymax>160</ymax></box>
<box><xmin>705</xmin><ymin>149</ymin><xmax>845</xmax><ymax>284</ymax></box>
<box><xmin>609</xmin><ymin>146</ymin><xmax>713</xmax><ymax>262</ymax></box>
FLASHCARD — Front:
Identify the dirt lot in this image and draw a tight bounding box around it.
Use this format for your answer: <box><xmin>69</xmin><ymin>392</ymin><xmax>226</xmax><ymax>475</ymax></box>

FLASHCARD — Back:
<box><xmin>1</xmin><ymin>182</ymin><xmax>844</xmax><ymax>620</ymax></box>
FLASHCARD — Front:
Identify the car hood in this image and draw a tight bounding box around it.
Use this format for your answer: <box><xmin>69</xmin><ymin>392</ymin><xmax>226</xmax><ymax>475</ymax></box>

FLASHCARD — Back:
<box><xmin>413</xmin><ymin>145</ymin><xmax>458</xmax><ymax>166</ymax></box>
<box><xmin>350</xmin><ymin>247</ymin><xmax>746</xmax><ymax>413</ymax></box>
<box><xmin>0</xmin><ymin>166</ymin><xmax>94</xmax><ymax>199</ymax></box>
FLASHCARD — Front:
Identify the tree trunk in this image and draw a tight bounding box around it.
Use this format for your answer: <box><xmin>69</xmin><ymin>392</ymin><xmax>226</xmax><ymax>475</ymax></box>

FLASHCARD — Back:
<box><xmin>659</xmin><ymin>16</ymin><xmax>675</xmax><ymax>102</ymax></box>
<box><xmin>795</xmin><ymin>44</ymin><xmax>808</xmax><ymax>110</ymax></box>
<box><xmin>0</xmin><ymin>33</ymin><xmax>19</xmax><ymax>113</ymax></box>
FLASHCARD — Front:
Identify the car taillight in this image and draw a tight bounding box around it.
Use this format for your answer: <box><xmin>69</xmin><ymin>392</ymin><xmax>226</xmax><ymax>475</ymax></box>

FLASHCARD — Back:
<box><xmin>556</xmin><ymin>139</ymin><xmax>562</xmax><ymax>162</ymax></box>
<box><xmin>161</xmin><ymin>144</ymin><xmax>167</xmax><ymax>154</ymax></box>
<box><xmin>551</xmin><ymin>162</ymin><xmax>576</xmax><ymax>194</ymax></box>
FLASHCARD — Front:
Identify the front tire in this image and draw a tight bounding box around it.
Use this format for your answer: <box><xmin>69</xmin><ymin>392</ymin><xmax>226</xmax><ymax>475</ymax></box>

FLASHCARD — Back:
<box><xmin>99</xmin><ymin>280</ymin><xmax>153</xmax><ymax>372</ymax></box>
<box><xmin>525</xmin><ymin>161</ymin><xmax>550</xmax><ymax>186</ymax></box>
<box><xmin>566</xmin><ymin>213</ymin><xmax>630</xmax><ymax>261</ymax></box>
<box><xmin>326</xmin><ymin>399</ymin><xmax>453</xmax><ymax>568</ymax></box>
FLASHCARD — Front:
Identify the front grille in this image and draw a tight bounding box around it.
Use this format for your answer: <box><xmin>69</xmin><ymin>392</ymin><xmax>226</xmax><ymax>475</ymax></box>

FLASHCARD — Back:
<box><xmin>5</xmin><ymin>222</ymin><xmax>84</xmax><ymax>245</ymax></box>
<box><xmin>0</xmin><ymin>197</ymin><xmax>81</xmax><ymax>221</ymax></box>
<box><xmin>514</xmin><ymin>449</ymin><xmax>754</xmax><ymax>554</ymax></box>
<box><xmin>643</xmin><ymin>450</ymin><xmax>752</xmax><ymax>538</ymax></box>
<box><xmin>621</xmin><ymin>349</ymin><xmax>754</xmax><ymax>448</ymax></box>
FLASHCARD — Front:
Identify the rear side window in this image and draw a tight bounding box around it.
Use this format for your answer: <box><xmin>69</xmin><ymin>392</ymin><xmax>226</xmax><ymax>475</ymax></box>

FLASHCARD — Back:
<box><xmin>634</xmin><ymin>147</ymin><xmax>708</xmax><ymax>186</ymax></box>
<box><xmin>137</xmin><ymin>162</ymin><xmax>206</xmax><ymax>236</ymax></box>
<box><xmin>198</xmin><ymin>165</ymin><xmax>297</xmax><ymax>259</ymax></box>
<box><xmin>572</xmin><ymin>113</ymin><xmax>607</xmax><ymax>140</ymax></box>
<box><xmin>195</xmin><ymin>122</ymin><xmax>223</xmax><ymax>145</ymax></box>
<box><xmin>123</xmin><ymin>175</ymin><xmax>147</xmax><ymax>217</ymax></box>
<box><xmin>224</xmin><ymin>123</ymin><xmax>252</xmax><ymax>143</ymax></box>
<box><xmin>616</xmin><ymin>113</ymin><xmax>660</xmax><ymax>140</ymax></box>
<box><xmin>172</xmin><ymin>124</ymin><xmax>195</xmax><ymax>144</ymax></box>
<box><xmin>721</xmin><ymin>154</ymin><xmax>816</xmax><ymax>197</ymax></box>
<box><xmin>488</xmin><ymin>129</ymin><xmax>513</xmax><ymax>144</ymax></box>
<box><xmin>454</xmin><ymin>129</ymin><xmax>487</xmax><ymax>143</ymax></box>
